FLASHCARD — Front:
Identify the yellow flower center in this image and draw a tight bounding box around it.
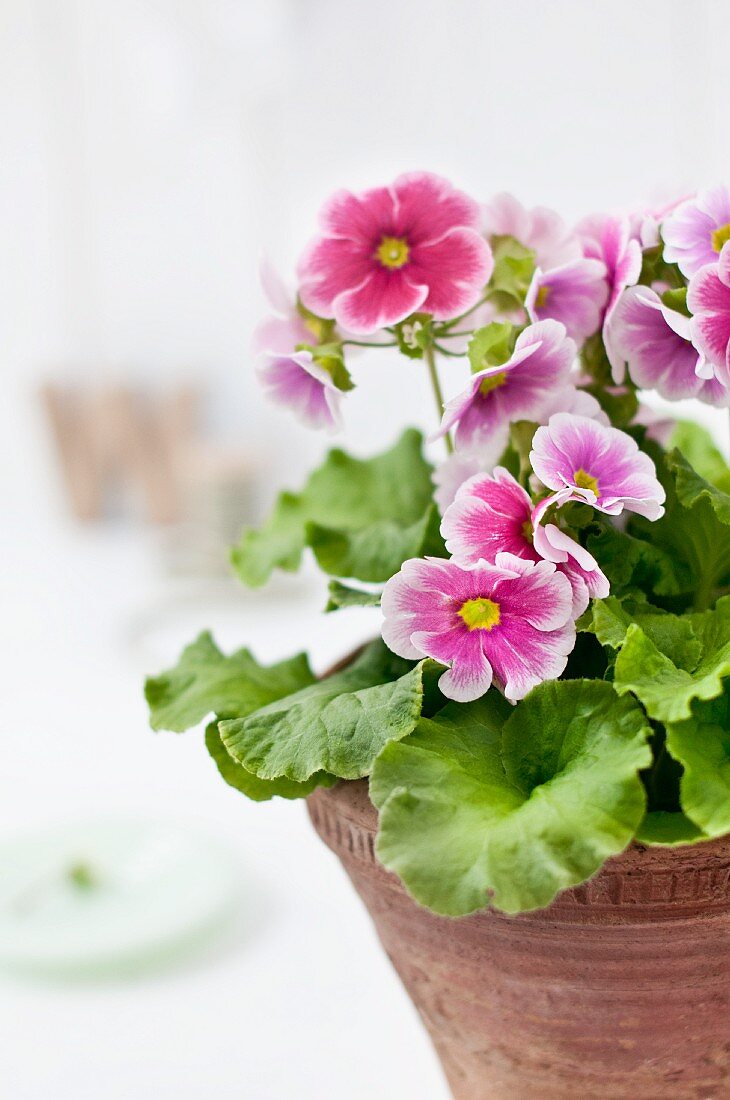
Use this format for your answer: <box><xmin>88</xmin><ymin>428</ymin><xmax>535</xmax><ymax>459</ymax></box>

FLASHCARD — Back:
<box><xmin>479</xmin><ymin>371</ymin><xmax>508</xmax><ymax>396</ymax></box>
<box><xmin>458</xmin><ymin>597</ymin><xmax>501</xmax><ymax>632</ymax></box>
<box><xmin>712</xmin><ymin>223</ymin><xmax>730</xmax><ymax>253</ymax></box>
<box><xmin>535</xmin><ymin>284</ymin><xmax>550</xmax><ymax>308</ymax></box>
<box><xmin>574</xmin><ymin>468</ymin><xmax>600</xmax><ymax>497</ymax></box>
<box><xmin>376</xmin><ymin>235</ymin><xmax>410</xmax><ymax>269</ymax></box>
<box><xmin>521</xmin><ymin>519</ymin><xmax>534</xmax><ymax>543</ymax></box>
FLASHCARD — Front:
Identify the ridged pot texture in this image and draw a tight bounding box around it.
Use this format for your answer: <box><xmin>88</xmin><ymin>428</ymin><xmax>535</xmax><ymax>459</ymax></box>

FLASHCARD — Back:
<box><xmin>308</xmin><ymin>779</ymin><xmax>730</xmax><ymax>1099</ymax></box>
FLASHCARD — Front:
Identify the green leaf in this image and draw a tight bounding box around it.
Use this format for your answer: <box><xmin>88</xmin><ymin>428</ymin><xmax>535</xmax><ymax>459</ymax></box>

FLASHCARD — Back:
<box><xmin>630</xmin><ymin>449</ymin><xmax>730</xmax><ymax>604</ymax></box>
<box><xmin>587</xmin><ymin>522</ymin><xmax>684</xmax><ymax>599</ymax></box>
<box><xmin>667</xmin><ymin>684</ymin><xmax>730</xmax><ymax>837</ymax></box>
<box><xmin>487</xmin><ymin>236</ymin><xmax>535</xmax><ymax>306</ymax></box>
<box><xmin>220</xmin><ymin>640</ymin><xmax>425</xmax><ymax>782</ymax></box>
<box><xmin>638</xmin><ymin>245</ymin><xmax>684</xmax><ymax>295</ymax></box>
<box><xmin>670</xmin><ymin>421</ymin><xmax>730</xmax><ymax>492</ymax></box>
<box><xmin>580</xmin><ymin>331</ymin><xmax>613</xmax><ymax>386</ymax></box>
<box><xmin>613</xmin><ymin>597</ymin><xmax>730</xmax><ymax>723</ymax></box>
<box><xmin>231</xmin><ymin>430</ymin><xmax>441</xmax><ymax>587</ymax></box>
<box><xmin>582</xmin><ymin>383</ymin><xmax>638</xmax><ymax>427</ymax></box>
<box><xmin>325</xmin><ymin>581</ymin><xmax>382</xmax><ymax>612</ymax></box>
<box><xmin>636</xmin><ymin>811</ymin><xmax>707</xmax><ymax>846</ymax></box>
<box><xmin>661</xmin><ymin>286</ymin><xmax>691</xmax><ymax>316</ymax></box>
<box><xmin>205</xmin><ymin>723</ymin><xmax>334</xmax><ymax>801</ymax></box>
<box><xmin>371</xmin><ymin>681</ymin><xmax>651</xmax><ymax>916</ymax></box>
<box><xmin>308</xmin><ymin>503</ymin><xmax>444</xmax><ymax>584</ymax></box>
<box><xmin>467</xmin><ymin>322</ymin><xmax>515</xmax><ymax>373</ymax></box>
<box><xmin>671</xmin><ymin>447</ymin><xmax>730</xmax><ymax>525</ymax></box>
<box><xmin>145</xmin><ymin>632</ymin><xmax>315</xmax><ymax>732</ymax></box>
<box><xmin>582</xmin><ymin>596</ymin><xmax>701</xmax><ymax>670</ymax></box>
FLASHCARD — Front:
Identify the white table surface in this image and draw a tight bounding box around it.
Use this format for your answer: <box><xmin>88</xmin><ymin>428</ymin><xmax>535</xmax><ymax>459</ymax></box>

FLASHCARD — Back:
<box><xmin>1</xmin><ymin>396</ymin><xmax>449</xmax><ymax>1100</ymax></box>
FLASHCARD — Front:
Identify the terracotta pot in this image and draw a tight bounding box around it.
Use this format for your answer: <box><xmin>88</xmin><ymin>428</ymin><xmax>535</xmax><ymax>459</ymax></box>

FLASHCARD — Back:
<box><xmin>308</xmin><ymin>779</ymin><xmax>730</xmax><ymax>1099</ymax></box>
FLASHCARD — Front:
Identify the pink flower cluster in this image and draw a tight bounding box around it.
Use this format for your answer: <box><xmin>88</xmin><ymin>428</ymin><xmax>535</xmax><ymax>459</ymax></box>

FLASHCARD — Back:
<box><xmin>382</xmin><ymin>413</ymin><xmax>664</xmax><ymax>704</ymax></box>
<box><xmin>248</xmin><ymin>171</ymin><xmax>687</xmax><ymax>707</ymax></box>
<box><xmin>608</xmin><ymin>188</ymin><xmax>730</xmax><ymax>403</ymax></box>
<box><xmin>253</xmin><ymin>174</ymin><xmax>730</xmax><ymax>435</ymax></box>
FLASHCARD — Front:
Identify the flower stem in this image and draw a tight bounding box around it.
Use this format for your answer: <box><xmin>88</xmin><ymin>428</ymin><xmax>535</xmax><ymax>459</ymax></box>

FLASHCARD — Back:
<box><xmin>341</xmin><ymin>339</ymin><xmax>397</xmax><ymax>348</ymax></box>
<box><xmin>439</xmin><ymin>292</ymin><xmax>491</xmax><ymax>330</ymax></box>
<box><xmin>424</xmin><ymin>344</ymin><xmax>453</xmax><ymax>454</ymax></box>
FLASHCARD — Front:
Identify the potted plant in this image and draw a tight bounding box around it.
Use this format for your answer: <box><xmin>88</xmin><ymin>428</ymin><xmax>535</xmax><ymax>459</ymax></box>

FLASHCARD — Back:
<box><xmin>145</xmin><ymin>174</ymin><xmax>730</xmax><ymax>1098</ymax></box>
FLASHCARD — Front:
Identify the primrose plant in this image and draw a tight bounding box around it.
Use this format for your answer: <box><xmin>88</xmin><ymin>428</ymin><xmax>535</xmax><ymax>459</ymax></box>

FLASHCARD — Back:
<box><xmin>147</xmin><ymin>175</ymin><xmax>730</xmax><ymax>916</ymax></box>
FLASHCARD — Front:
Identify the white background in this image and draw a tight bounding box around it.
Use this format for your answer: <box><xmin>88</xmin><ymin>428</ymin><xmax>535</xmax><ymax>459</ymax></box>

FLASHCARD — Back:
<box><xmin>3</xmin><ymin>2</ymin><xmax>730</xmax><ymax>1097</ymax></box>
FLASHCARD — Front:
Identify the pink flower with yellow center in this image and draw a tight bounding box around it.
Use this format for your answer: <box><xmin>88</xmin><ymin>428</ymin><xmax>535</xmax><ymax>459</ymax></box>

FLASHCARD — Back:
<box><xmin>687</xmin><ymin>242</ymin><xmax>730</xmax><ymax>389</ymax></box>
<box><xmin>525</xmin><ymin>258</ymin><xmax>608</xmax><ymax>343</ymax></box>
<box><xmin>530</xmin><ymin>413</ymin><xmax>666</xmax><ymax>521</ymax></box>
<box><xmin>610</xmin><ymin>285</ymin><xmax>729</xmax><ymax>406</ymax></box>
<box><xmin>297</xmin><ymin>173</ymin><xmax>493</xmax><ymax>335</ymax></box>
<box><xmin>381</xmin><ymin>554</ymin><xmax>575</xmax><ymax>703</ymax></box>
<box><xmin>482</xmin><ymin>192</ymin><xmax>581</xmax><ymax>269</ymax></box>
<box><xmin>433</xmin><ymin>320</ymin><xmax>576</xmax><ymax>452</ymax></box>
<box><xmin>441</xmin><ymin>467</ymin><xmax>609</xmax><ymax>617</ymax></box>
<box><xmin>662</xmin><ymin>187</ymin><xmax>730</xmax><ymax>277</ymax></box>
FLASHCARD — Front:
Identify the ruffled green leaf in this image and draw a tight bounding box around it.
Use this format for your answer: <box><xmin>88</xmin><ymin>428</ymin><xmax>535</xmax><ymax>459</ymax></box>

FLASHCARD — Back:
<box><xmin>587</xmin><ymin>522</ymin><xmax>683</xmax><ymax>599</ymax></box>
<box><xmin>231</xmin><ymin>430</ymin><xmax>443</xmax><ymax>587</ymax></box>
<box><xmin>145</xmin><ymin>631</ymin><xmax>315</xmax><ymax>732</ymax></box>
<box><xmin>614</xmin><ymin>597</ymin><xmax>730</xmax><ymax>723</ymax></box>
<box><xmin>631</xmin><ymin>449</ymin><xmax>730</xmax><ymax>604</ymax></box>
<box><xmin>467</xmin><ymin>322</ymin><xmax>516</xmax><ymax>373</ymax></box>
<box><xmin>371</xmin><ymin>681</ymin><xmax>651</xmax><ymax>916</ymax></box>
<box><xmin>220</xmin><ymin>640</ymin><xmax>425</xmax><ymax>782</ymax></box>
<box><xmin>667</xmin><ymin>684</ymin><xmax>730</xmax><ymax>837</ymax></box>
<box><xmin>590</xmin><ymin>448</ymin><xmax>730</xmax><ymax>606</ymax></box>
<box><xmin>205</xmin><ymin>723</ymin><xmax>333</xmax><ymax>801</ymax></box>
<box><xmin>581</xmin><ymin>596</ymin><xmax>701</xmax><ymax>670</ymax></box>
<box><xmin>325</xmin><ymin>581</ymin><xmax>382</xmax><ymax>612</ymax></box>
<box><xmin>308</xmin><ymin>504</ymin><xmax>443</xmax><ymax>584</ymax></box>
<box><xmin>487</xmin><ymin>235</ymin><xmax>535</xmax><ymax>307</ymax></box>
<box><xmin>670</xmin><ymin>421</ymin><xmax>730</xmax><ymax>493</ymax></box>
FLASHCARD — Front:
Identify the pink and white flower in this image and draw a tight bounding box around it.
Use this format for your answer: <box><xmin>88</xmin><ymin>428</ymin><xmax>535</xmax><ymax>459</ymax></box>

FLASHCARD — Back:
<box><xmin>577</xmin><ymin>214</ymin><xmax>642</xmax><ymax>381</ymax></box>
<box><xmin>530</xmin><ymin>413</ymin><xmax>666</xmax><ymax>521</ymax></box>
<box><xmin>432</xmin><ymin>384</ymin><xmax>606</xmax><ymax>513</ymax></box>
<box><xmin>530</xmin><ymin>495</ymin><xmax>610</xmax><ymax>615</ymax></box>
<box><xmin>252</xmin><ymin>256</ymin><xmax>317</xmax><ymax>356</ymax></box>
<box><xmin>381</xmin><ymin>553</ymin><xmax>575</xmax><ymax>703</ymax></box>
<box><xmin>687</xmin><ymin>242</ymin><xmax>730</xmax><ymax>388</ymax></box>
<box><xmin>441</xmin><ymin>467</ymin><xmax>609</xmax><ymax>617</ymax></box>
<box><xmin>537</xmin><ymin>383</ymin><xmax>608</xmax><ymax>424</ymax></box>
<box><xmin>483</xmin><ymin>193</ymin><xmax>581</xmax><ymax>269</ymax></box>
<box><xmin>610</xmin><ymin>285</ymin><xmax>729</xmax><ymax>405</ymax></box>
<box><xmin>257</xmin><ymin>350</ymin><xmax>343</xmax><ymax>432</ymax></box>
<box><xmin>629</xmin><ymin>193</ymin><xmax>692</xmax><ymax>251</ymax></box>
<box><xmin>662</xmin><ymin>187</ymin><xmax>730</xmax><ymax>277</ymax></box>
<box><xmin>433</xmin><ymin>320</ymin><xmax>576</xmax><ymax>451</ymax></box>
<box><xmin>525</xmin><ymin>258</ymin><xmax>608</xmax><ymax>343</ymax></box>
<box><xmin>633</xmin><ymin>404</ymin><xmax>676</xmax><ymax>449</ymax></box>
<box><xmin>297</xmin><ymin>172</ymin><xmax>493</xmax><ymax>335</ymax></box>
<box><xmin>433</xmin><ymin>448</ymin><xmax>496</xmax><ymax>514</ymax></box>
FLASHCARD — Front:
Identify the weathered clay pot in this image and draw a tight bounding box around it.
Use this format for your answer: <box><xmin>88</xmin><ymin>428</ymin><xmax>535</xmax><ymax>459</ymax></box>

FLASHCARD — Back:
<box><xmin>308</xmin><ymin>779</ymin><xmax>730</xmax><ymax>1099</ymax></box>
